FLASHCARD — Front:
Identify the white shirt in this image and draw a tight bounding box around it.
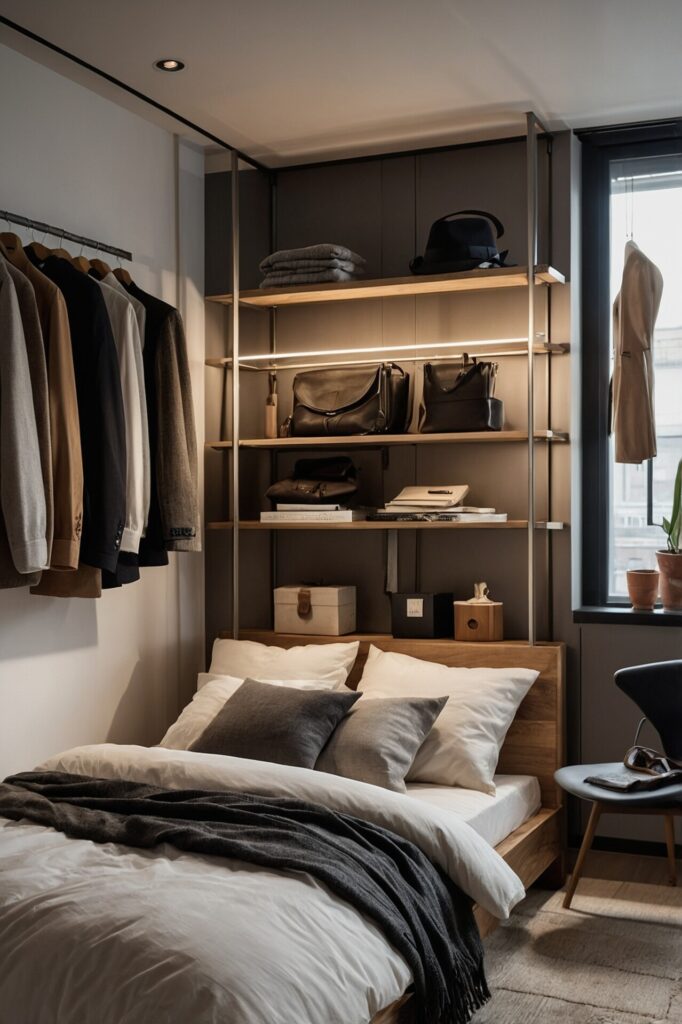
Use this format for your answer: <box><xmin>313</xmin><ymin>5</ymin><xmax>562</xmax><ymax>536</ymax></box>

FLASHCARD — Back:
<box><xmin>95</xmin><ymin>280</ymin><xmax>150</xmax><ymax>553</ymax></box>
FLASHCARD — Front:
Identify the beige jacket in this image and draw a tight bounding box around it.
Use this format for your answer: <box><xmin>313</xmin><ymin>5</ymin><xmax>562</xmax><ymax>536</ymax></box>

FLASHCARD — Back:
<box><xmin>3</xmin><ymin>259</ymin><xmax>53</xmax><ymax>561</ymax></box>
<box><xmin>612</xmin><ymin>241</ymin><xmax>664</xmax><ymax>464</ymax></box>
<box><xmin>2</xmin><ymin>240</ymin><xmax>83</xmax><ymax>567</ymax></box>
<box><xmin>0</xmin><ymin>260</ymin><xmax>48</xmax><ymax>582</ymax></box>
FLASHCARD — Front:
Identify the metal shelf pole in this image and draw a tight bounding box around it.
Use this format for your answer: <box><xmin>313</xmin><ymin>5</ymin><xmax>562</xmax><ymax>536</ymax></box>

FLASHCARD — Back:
<box><xmin>231</xmin><ymin>151</ymin><xmax>240</xmax><ymax>638</ymax></box>
<box><xmin>526</xmin><ymin>111</ymin><xmax>539</xmax><ymax>645</ymax></box>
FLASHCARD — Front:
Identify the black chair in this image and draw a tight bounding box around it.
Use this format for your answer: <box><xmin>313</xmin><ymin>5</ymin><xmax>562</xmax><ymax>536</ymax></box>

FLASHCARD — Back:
<box><xmin>555</xmin><ymin>660</ymin><xmax>681</xmax><ymax>908</ymax></box>
<box><xmin>615</xmin><ymin>660</ymin><xmax>682</xmax><ymax>760</ymax></box>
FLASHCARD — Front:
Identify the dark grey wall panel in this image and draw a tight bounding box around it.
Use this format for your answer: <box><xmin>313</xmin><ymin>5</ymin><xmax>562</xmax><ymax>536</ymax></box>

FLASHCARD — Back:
<box><xmin>205</xmin><ymin>167</ymin><xmax>271</xmax><ymax>295</ymax></box>
<box><xmin>275</xmin><ymin>161</ymin><xmax>383</xmax><ymax>276</ymax></box>
<box><xmin>380</xmin><ymin>156</ymin><xmax>417</xmax><ymax>277</ymax></box>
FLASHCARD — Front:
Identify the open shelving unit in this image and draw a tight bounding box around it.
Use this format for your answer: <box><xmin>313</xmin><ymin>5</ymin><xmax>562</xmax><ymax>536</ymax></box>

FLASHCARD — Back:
<box><xmin>206</xmin><ymin>111</ymin><xmax>568</xmax><ymax>644</ymax></box>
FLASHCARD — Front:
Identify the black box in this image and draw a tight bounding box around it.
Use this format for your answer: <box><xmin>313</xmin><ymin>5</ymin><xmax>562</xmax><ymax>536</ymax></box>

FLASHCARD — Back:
<box><xmin>390</xmin><ymin>592</ymin><xmax>454</xmax><ymax>639</ymax></box>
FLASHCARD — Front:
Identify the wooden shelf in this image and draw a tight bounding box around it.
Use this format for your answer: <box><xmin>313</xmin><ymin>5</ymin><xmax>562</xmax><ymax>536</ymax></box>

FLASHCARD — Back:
<box><xmin>206</xmin><ymin>265</ymin><xmax>565</xmax><ymax>307</ymax></box>
<box><xmin>207</xmin><ymin>520</ymin><xmax>565</xmax><ymax>531</ymax></box>
<box><xmin>206</xmin><ymin>429</ymin><xmax>568</xmax><ymax>451</ymax></box>
<box><xmin>225</xmin><ymin>629</ymin><xmax>544</xmax><ymax>647</ymax></box>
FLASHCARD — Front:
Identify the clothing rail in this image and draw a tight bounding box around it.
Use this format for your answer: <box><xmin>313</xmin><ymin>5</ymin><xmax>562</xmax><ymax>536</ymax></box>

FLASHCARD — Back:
<box><xmin>0</xmin><ymin>209</ymin><xmax>133</xmax><ymax>262</ymax></box>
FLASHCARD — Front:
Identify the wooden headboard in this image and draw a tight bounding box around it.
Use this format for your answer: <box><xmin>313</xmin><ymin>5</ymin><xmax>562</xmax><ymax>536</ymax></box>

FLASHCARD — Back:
<box><xmin>234</xmin><ymin>632</ymin><xmax>566</xmax><ymax>809</ymax></box>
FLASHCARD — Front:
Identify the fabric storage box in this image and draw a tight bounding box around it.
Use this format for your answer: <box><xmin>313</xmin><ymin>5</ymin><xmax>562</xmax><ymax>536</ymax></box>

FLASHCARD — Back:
<box><xmin>390</xmin><ymin>593</ymin><xmax>454</xmax><ymax>639</ymax></box>
<box><xmin>274</xmin><ymin>585</ymin><xmax>357</xmax><ymax>636</ymax></box>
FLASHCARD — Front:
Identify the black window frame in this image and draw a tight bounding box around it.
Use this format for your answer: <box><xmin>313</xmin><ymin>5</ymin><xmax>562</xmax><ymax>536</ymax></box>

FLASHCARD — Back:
<box><xmin>577</xmin><ymin>120</ymin><xmax>682</xmax><ymax>624</ymax></box>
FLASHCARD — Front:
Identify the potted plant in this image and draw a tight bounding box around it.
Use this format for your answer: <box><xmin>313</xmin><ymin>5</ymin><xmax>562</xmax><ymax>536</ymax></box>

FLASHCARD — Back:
<box><xmin>656</xmin><ymin>457</ymin><xmax>682</xmax><ymax>611</ymax></box>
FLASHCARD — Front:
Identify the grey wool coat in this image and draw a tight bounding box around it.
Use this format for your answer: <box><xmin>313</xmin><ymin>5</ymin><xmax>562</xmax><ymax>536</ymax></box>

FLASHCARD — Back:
<box><xmin>0</xmin><ymin>259</ymin><xmax>48</xmax><ymax>587</ymax></box>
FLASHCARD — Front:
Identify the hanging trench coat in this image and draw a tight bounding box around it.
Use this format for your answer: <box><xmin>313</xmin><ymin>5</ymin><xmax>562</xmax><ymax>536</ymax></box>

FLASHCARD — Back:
<box><xmin>612</xmin><ymin>240</ymin><xmax>664</xmax><ymax>464</ymax></box>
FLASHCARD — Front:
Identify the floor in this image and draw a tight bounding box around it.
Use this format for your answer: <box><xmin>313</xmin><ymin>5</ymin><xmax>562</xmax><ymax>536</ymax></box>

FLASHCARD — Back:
<box><xmin>477</xmin><ymin>850</ymin><xmax>682</xmax><ymax>1023</ymax></box>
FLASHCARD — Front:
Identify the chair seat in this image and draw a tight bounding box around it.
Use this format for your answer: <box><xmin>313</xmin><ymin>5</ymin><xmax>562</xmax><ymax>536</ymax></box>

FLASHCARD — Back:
<box><xmin>555</xmin><ymin>763</ymin><xmax>682</xmax><ymax>808</ymax></box>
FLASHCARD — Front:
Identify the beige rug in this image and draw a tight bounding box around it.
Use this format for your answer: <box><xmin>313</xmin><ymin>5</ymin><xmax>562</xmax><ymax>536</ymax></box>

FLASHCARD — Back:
<box><xmin>477</xmin><ymin>879</ymin><xmax>682</xmax><ymax>1023</ymax></box>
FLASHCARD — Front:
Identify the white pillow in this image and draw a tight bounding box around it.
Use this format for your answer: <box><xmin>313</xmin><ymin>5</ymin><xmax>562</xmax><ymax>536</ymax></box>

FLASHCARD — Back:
<box><xmin>209</xmin><ymin>638</ymin><xmax>359</xmax><ymax>690</ymax></box>
<box><xmin>357</xmin><ymin>645</ymin><xmax>538</xmax><ymax>794</ymax></box>
<box><xmin>159</xmin><ymin>674</ymin><xmax>326</xmax><ymax>750</ymax></box>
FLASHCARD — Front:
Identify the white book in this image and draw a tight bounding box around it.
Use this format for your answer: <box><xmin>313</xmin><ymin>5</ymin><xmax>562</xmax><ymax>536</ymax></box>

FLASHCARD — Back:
<box><xmin>389</xmin><ymin>485</ymin><xmax>469</xmax><ymax>507</ymax></box>
<box><xmin>384</xmin><ymin>503</ymin><xmax>459</xmax><ymax>513</ymax></box>
<box><xmin>260</xmin><ymin>510</ymin><xmax>367</xmax><ymax>523</ymax></box>
<box><xmin>434</xmin><ymin>512</ymin><xmax>507</xmax><ymax>522</ymax></box>
<box><xmin>275</xmin><ymin>503</ymin><xmax>343</xmax><ymax>511</ymax></box>
<box><xmin>456</xmin><ymin>506</ymin><xmax>496</xmax><ymax>514</ymax></box>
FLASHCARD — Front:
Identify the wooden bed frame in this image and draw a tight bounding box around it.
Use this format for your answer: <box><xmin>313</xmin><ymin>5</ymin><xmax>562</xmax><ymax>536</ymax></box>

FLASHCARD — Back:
<box><xmin>235</xmin><ymin>631</ymin><xmax>566</xmax><ymax>1023</ymax></box>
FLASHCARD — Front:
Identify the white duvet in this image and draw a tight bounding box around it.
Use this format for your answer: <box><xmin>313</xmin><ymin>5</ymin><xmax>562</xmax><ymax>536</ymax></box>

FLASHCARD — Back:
<box><xmin>0</xmin><ymin>744</ymin><xmax>525</xmax><ymax>1024</ymax></box>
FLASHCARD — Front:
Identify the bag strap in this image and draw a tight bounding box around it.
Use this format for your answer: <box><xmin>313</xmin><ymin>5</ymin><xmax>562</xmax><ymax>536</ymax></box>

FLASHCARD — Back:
<box><xmin>435</xmin><ymin>210</ymin><xmax>505</xmax><ymax>239</ymax></box>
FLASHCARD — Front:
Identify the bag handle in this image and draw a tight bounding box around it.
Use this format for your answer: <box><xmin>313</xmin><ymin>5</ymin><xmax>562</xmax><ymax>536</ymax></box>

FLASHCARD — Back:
<box><xmin>435</xmin><ymin>210</ymin><xmax>505</xmax><ymax>240</ymax></box>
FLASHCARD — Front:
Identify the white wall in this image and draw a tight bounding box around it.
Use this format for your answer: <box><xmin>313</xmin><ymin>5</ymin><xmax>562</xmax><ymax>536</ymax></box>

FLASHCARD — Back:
<box><xmin>0</xmin><ymin>44</ymin><xmax>205</xmax><ymax>777</ymax></box>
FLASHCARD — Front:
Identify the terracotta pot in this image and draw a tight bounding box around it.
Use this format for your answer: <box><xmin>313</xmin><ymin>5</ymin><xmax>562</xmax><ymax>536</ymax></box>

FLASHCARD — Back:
<box><xmin>655</xmin><ymin>551</ymin><xmax>682</xmax><ymax>611</ymax></box>
<box><xmin>626</xmin><ymin>569</ymin><xmax>659</xmax><ymax>611</ymax></box>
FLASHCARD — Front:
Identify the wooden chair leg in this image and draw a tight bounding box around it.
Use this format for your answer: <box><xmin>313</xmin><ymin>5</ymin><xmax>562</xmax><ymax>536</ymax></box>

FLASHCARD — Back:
<box><xmin>564</xmin><ymin>801</ymin><xmax>602</xmax><ymax>909</ymax></box>
<box><xmin>664</xmin><ymin>815</ymin><xmax>677</xmax><ymax>887</ymax></box>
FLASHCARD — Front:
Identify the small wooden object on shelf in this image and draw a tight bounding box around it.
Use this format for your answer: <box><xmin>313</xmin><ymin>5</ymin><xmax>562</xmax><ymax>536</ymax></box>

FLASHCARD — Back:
<box><xmin>454</xmin><ymin>582</ymin><xmax>503</xmax><ymax>641</ymax></box>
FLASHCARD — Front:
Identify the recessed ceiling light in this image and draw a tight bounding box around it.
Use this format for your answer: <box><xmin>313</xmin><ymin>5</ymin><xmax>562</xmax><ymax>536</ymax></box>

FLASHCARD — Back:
<box><xmin>154</xmin><ymin>58</ymin><xmax>185</xmax><ymax>72</ymax></box>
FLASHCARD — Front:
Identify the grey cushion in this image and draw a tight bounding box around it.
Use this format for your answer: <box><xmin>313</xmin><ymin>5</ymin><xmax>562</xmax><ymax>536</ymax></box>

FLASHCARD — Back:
<box><xmin>316</xmin><ymin>696</ymin><xmax>448</xmax><ymax>792</ymax></box>
<box><xmin>190</xmin><ymin>677</ymin><xmax>360</xmax><ymax>768</ymax></box>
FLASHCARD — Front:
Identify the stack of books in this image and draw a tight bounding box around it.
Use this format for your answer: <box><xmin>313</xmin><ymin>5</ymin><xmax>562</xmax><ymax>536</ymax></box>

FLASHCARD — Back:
<box><xmin>369</xmin><ymin>485</ymin><xmax>508</xmax><ymax>522</ymax></box>
<box><xmin>260</xmin><ymin>503</ymin><xmax>366</xmax><ymax>523</ymax></box>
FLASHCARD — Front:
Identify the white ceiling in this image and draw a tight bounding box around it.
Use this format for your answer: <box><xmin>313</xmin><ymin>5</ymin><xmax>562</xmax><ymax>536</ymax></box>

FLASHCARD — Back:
<box><xmin>1</xmin><ymin>0</ymin><xmax>682</xmax><ymax>166</ymax></box>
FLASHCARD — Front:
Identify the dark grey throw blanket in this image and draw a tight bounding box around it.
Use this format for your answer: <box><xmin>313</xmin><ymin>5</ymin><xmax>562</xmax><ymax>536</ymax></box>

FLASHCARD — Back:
<box><xmin>1</xmin><ymin>771</ymin><xmax>489</xmax><ymax>1024</ymax></box>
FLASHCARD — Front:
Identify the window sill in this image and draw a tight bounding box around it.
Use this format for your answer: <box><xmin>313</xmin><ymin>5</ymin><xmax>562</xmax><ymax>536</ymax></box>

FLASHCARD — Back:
<box><xmin>574</xmin><ymin>606</ymin><xmax>682</xmax><ymax>627</ymax></box>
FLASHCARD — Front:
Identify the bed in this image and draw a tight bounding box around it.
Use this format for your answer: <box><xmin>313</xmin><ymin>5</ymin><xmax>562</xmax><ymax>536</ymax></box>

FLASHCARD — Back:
<box><xmin>0</xmin><ymin>634</ymin><xmax>565</xmax><ymax>1024</ymax></box>
<box><xmin>245</xmin><ymin>634</ymin><xmax>566</xmax><ymax>939</ymax></box>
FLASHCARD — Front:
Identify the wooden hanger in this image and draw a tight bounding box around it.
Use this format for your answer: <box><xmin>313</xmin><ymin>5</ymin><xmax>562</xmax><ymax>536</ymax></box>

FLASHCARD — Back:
<box><xmin>90</xmin><ymin>257</ymin><xmax>112</xmax><ymax>279</ymax></box>
<box><xmin>71</xmin><ymin>255</ymin><xmax>91</xmax><ymax>274</ymax></box>
<box><xmin>0</xmin><ymin>231</ymin><xmax>24</xmax><ymax>257</ymax></box>
<box><xmin>113</xmin><ymin>266</ymin><xmax>132</xmax><ymax>286</ymax></box>
<box><xmin>30</xmin><ymin>242</ymin><xmax>52</xmax><ymax>261</ymax></box>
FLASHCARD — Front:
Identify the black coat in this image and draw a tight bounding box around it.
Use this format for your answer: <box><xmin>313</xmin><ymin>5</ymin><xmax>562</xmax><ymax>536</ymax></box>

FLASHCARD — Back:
<box><xmin>124</xmin><ymin>281</ymin><xmax>199</xmax><ymax>567</ymax></box>
<box><xmin>28</xmin><ymin>252</ymin><xmax>126</xmax><ymax>574</ymax></box>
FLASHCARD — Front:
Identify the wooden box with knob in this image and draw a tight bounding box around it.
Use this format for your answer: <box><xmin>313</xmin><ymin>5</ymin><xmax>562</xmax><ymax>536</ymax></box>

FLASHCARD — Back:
<box><xmin>454</xmin><ymin>582</ymin><xmax>503</xmax><ymax>641</ymax></box>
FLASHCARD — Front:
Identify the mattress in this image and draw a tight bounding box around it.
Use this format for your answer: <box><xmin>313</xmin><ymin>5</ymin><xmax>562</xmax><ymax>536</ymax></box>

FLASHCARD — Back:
<box><xmin>405</xmin><ymin>774</ymin><xmax>541</xmax><ymax>849</ymax></box>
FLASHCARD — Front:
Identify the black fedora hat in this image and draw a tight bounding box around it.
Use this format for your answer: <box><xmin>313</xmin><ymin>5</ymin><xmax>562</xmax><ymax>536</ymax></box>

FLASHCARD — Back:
<box><xmin>410</xmin><ymin>209</ymin><xmax>514</xmax><ymax>275</ymax></box>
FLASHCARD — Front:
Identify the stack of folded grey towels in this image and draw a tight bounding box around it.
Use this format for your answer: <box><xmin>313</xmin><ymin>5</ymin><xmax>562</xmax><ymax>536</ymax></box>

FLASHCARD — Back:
<box><xmin>259</xmin><ymin>243</ymin><xmax>366</xmax><ymax>288</ymax></box>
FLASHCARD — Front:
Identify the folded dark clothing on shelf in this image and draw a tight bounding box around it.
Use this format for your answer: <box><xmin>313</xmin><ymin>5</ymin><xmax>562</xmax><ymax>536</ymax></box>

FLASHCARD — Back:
<box><xmin>261</xmin><ymin>257</ymin><xmax>362</xmax><ymax>273</ymax></box>
<box><xmin>260</xmin><ymin>268</ymin><xmax>358</xmax><ymax>288</ymax></box>
<box><xmin>260</xmin><ymin>243</ymin><xmax>366</xmax><ymax>271</ymax></box>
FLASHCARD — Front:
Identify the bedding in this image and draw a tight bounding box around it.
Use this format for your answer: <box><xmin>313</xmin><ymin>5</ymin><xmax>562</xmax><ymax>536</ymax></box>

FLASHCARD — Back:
<box><xmin>316</xmin><ymin>695</ymin><xmax>448</xmax><ymax>792</ymax></box>
<box><xmin>208</xmin><ymin>636</ymin><xmax>359</xmax><ymax>688</ymax></box>
<box><xmin>406</xmin><ymin>775</ymin><xmax>542</xmax><ymax>849</ymax></box>
<box><xmin>0</xmin><ymin>743</ymin><xmax>525</xmax><ymax>1024</ymax></box>
<box><xmin>357</xmin><ymin>645</ymin><xmax>538</xmax><ymax>793</ymax></box>
<box><xmin>1</xmin><ymin>771</ymin><xmax>488</xmax><ymax>1024</ymax></box>
<box><xmin>189</xmin><ymin>678</ymin><xmax>360</xmax><ymax>767</ymax></box>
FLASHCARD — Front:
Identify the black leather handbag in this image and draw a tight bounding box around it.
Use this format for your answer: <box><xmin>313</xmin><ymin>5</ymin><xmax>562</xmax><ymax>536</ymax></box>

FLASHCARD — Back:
<box><xmin>265</xmin><ymin>457</ymin><xmax>358</xmax><ymax>505</ymax></box>
<box><xmin>419</xmin><ymin>357</ymin><xmax>503</xmax><ymax>433</ymax></box>
<box><xmin>290</xmin><ymin>363</ymin><xmax>410</xmax><ymax>436</ymax></box>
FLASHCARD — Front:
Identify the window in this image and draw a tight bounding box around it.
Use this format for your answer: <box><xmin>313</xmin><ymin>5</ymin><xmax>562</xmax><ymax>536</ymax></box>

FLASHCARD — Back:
<box><xmin>580</xmin><ymin>127</ymin><xmax>682</xmax><ymax>612</ymax></box>
<box><xmin>609</xmin><ymin>157</ymin><xmax>682</xmax><ymax>597</ymax></box>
